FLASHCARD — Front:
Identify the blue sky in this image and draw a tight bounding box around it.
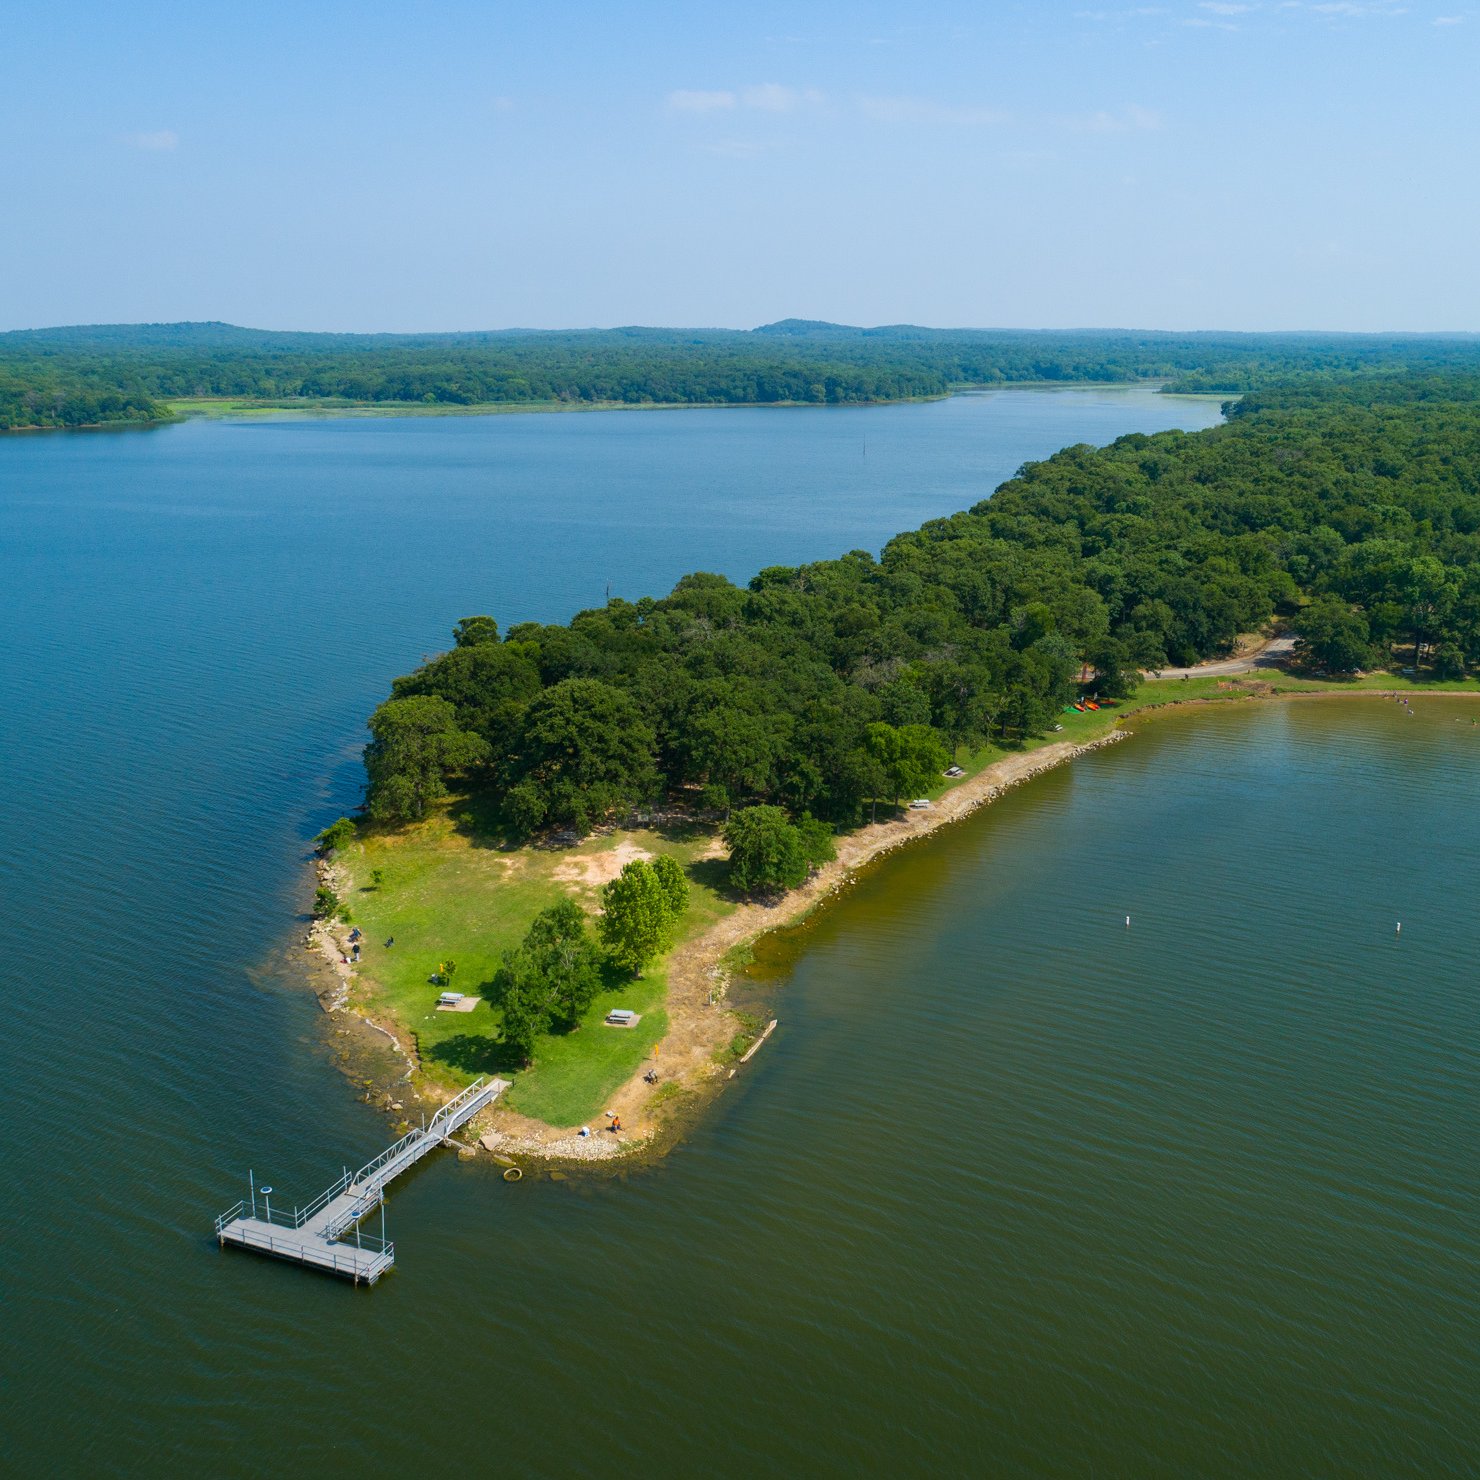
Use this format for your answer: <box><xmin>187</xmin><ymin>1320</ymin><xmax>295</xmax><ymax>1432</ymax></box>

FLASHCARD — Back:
<box><xmin>1</xmin><ymin>1</ymin><xmax>1474</xmax><ymax>332</ymax></box>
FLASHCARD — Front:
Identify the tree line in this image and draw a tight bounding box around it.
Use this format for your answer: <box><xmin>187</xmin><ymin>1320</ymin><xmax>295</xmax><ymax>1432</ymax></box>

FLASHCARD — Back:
<box><xmin>6</xmin><ymin>319</ymin><xmax>1480</xmax><ymax>429</ymax></box>
<box><xmin>359</xmin><ymin>372</ymin><xmax>1480</xmax><ymax>870</ymax></box>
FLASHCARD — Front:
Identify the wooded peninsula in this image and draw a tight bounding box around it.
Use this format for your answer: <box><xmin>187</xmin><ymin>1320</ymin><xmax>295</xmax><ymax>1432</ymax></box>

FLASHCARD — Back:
<box><xmin>320</xmin><ymin>370</ymin><xmax>1480</xmax><ymax>1154</ymax></box>
<box><xmin>6</xmin><ymin>318</ymin><xmax>1480</xmax><ymax>429</ymax></box>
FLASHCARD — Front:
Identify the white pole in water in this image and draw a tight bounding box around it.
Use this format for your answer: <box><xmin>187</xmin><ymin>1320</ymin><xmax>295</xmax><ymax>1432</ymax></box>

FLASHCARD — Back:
<box><xmin>1396</xmin><ymin>922</ymin><xmax>1402</xmax><ymax>934</ymax></box>
<box><xmin>1125</xmin><ymin>915</ymin><xmax>1131</xmax><ymax>928</ymax></box>
<box><xmin>249</xmin><ymin>1169</ymin><xmax>256</xmax><ymax>1220</ymax></box>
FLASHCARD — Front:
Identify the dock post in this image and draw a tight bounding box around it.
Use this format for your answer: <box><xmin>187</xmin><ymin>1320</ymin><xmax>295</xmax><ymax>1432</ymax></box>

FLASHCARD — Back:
<box><xmin>213</xmin><ymin>1074</ymin><xmax>506</xmax><ymax>1285</ymax></box>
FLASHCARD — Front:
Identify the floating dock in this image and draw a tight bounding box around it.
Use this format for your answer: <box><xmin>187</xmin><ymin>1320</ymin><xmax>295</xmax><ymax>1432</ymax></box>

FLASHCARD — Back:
<box><xmin>214</xmin><ymin>1076</ymin><xmax>508</xmax><ymax>1285</ymax></box>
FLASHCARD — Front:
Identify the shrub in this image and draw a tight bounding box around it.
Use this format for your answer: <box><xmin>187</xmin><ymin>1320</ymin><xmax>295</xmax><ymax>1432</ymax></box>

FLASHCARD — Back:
<box><xmin>316</xmin><ymin>817</ymin><xmax>357</xmax><ymax>855</ymax></box>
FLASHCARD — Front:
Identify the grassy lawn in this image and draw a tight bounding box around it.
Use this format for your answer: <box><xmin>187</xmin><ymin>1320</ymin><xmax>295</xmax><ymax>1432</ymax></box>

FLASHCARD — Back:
<box><xmin>333</xmin><ymin>804</ymin><xmax>733</xmax><ymax>1124</ymax></box>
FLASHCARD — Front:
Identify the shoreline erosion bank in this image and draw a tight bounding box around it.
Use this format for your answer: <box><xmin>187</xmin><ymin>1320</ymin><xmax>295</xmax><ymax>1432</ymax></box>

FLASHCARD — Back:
<box><xmin>310</xmin><ymin>724</ymin><xmax>1134</xmax><ymax>1164</ymax></box>
<box><xmin>309</xmin><ymin>680</ymin><xmax>1480</xmax><ymax>1167</ymax></box>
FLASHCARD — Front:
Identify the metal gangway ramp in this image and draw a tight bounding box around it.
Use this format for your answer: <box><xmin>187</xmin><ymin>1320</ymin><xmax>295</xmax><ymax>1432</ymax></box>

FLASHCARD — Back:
<box><xmin>214</xmin><ymin>1076</ymin><xmax>508</xmax><ymax>1285</ymax></box>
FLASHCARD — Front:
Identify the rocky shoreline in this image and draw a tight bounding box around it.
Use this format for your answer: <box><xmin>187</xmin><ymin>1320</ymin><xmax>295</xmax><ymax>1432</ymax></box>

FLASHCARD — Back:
<box><xmin>305</xmin><ymin>727</ymin><xmax>1138</xmax><ymax>1166</ymax></box>
<box><xmin>495</xmin><ymin>728</ymin><xmax>1136</xmax><ymax>1165</ymax></box>
<box><xmin>306</xmin><ymin>727</ymin><xmax>1139</xmax><ymax>1165</ymax></box>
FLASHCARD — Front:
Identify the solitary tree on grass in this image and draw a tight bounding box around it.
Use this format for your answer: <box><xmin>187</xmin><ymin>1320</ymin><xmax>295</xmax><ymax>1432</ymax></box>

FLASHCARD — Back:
<box><xmin>524</xmin><ymin>898</ymin><xmax>604</xmax><ymax>1025</ymax></box>
<box><xmin>493</xmin><ymin>898</ymin><xmax>605</xmax><ymax>1060</ymax></box>
<box><xmin>598</xmin><ymin>858</ymin><xmax>685</xmax><ymax>976</ymax></box>
<box><xmin>724</xmin><ymin>806</ymin><xmax>835</xmax><ymax>895</ymax></box>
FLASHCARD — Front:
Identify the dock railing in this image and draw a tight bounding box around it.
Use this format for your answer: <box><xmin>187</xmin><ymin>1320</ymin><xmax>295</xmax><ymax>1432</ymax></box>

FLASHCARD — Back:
<box><xmin>318</xmin><ymin>1077</ymin><xmax>494</xmax><ymax>1239</ymax></box>
<box><xmin>213</xmin><ymin>1169</ymin><xmax>356</xmax><ymax>1234</ymax></box>
<box><xmin>219</xmin><ymin>1218</ymin><xmax>395</xmax><ymax>1282</ymax></box>
<box><xmin>214</xmin><ymin>1075</ymin><xmax>505</xmax><ymax>1283</ymax></box>
<box><xmin>349</xmin><ymin>1076</ymin><xmax>492</xmax><ymax>1190</ymax></box>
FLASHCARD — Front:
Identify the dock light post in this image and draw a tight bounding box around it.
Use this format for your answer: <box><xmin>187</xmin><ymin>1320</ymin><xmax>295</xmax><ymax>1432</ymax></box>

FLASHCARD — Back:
<box><xmin>260</xmin><ymin>1186</ymin><xmax>273</xmax><ymax>1224</ymax></box>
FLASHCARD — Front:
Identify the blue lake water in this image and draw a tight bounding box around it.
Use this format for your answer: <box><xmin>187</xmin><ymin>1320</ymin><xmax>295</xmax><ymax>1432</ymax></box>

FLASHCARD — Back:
<box><xmin>20</xmin><ymin>389</ymin><xmax>1476</xmax><ymax>1475</ymax></box>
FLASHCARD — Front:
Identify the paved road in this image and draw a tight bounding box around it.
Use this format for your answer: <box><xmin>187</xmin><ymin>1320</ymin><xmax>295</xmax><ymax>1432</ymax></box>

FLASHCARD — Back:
<box><xmin>1149</xmin><ymin>635</ymin><xmax>1297</xmax><ymax>681</ymax></box>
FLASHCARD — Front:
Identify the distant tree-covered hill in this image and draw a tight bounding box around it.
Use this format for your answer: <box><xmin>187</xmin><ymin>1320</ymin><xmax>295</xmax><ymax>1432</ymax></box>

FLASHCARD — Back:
<box><xmin>4</xmin><ymin>319</ymin><xmax>1480</xmax><ymax>430</ymax></box>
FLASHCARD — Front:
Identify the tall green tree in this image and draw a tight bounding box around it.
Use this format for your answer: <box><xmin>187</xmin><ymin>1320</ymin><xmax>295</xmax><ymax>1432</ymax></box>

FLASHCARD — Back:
<box><xmin>864</xmin><ymin>722</ymin><xmax>949</xmax><ymax>808</ymax></box>
<box><xmin>453</xmin><ymin>615</ymin><xmax>501</xmax><ymax>648</ymax></box>
<box><xmin>598</xmin><ymin>859</ymin><xmax>679</xmax><ymax>976</ymax></box>
<box><xmin>1085</xmin><ymin>637</ymin><xmax>1138</xmax><ymax>699</ymax></box>
<box><xmin>724</xmin><ymin>805</ymin><xmax>808</xmax><ymax>893</ymax></box>
<box><xmin>492</xmin><ymin>898</ymin><xmax>605</xmax><ymax>1059</ymax></box>
<box><xmin>364</xmin><ymin>695</ymin><xmax>489</xmax><ymax>823</ymax></box>
<box><xmin>497</xmin><ymin>976</ymin><xmax>547</xmax><ymax>1065</ymax></box>
<box><xmin>722</xmin><ymin>805</ymin><xmax>830</xmax><ymax>894</ymax></box>
<box><xmin>1294</xmin><ymin>598</ymin><xmax>1373</xmax><ymax>674</ymax></box>
<box><xmin>505</xmin><ymin>678</ymin><xmax>658</xmax><ymax>834</ymax></box>
<box><xmin>521</xmin><ymin>898</ymin><xmax>604</xmax><ymax>1025</ymax></box>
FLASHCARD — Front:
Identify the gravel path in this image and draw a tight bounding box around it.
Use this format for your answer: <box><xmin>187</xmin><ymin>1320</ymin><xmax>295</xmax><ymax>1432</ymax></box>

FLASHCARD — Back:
<box><xmin>1151</xmin><ymin>635</ymin><xmax>1296</xmax><ymax>680</ymax></box>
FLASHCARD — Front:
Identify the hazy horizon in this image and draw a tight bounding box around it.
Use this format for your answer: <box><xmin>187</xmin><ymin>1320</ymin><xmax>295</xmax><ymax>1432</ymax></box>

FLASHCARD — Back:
<box><xmin>4</xmin><ymin>0</ymin><xmax>1477</xmax><ymax>335</ymax></box>
<box><xmin>8</xmin><ymin>318</ymin><xmax>1480</xmax><ymax>340</ymax></box>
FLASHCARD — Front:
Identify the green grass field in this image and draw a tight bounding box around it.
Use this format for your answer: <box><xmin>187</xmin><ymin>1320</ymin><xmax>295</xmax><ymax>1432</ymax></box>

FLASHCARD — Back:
<box><xmin>334</xmin><ymin>809</ymin><xmax>733</xmax><ymax>1124</ymax></box>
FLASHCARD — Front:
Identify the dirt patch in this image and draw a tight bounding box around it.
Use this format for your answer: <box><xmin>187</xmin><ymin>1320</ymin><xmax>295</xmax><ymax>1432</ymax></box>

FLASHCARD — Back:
<box><xmin>551</xmin><ymin>840</ymin><xmax>653</xmax><ymax>891</ymax></box>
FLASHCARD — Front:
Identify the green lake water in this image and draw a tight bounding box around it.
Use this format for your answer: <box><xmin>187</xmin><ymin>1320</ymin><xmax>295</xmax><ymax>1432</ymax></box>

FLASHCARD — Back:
<box><xmin>4</xmin><ymin>391</ymin><xmax>1477</xmax><ymax>1475</ymax></box>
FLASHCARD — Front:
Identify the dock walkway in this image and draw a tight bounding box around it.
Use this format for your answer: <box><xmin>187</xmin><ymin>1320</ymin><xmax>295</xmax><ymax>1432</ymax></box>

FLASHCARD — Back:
<box><xmin>214</xmin><ymin>1076</ymin><xmax>508</xmax><ymax>1285</ymax></box>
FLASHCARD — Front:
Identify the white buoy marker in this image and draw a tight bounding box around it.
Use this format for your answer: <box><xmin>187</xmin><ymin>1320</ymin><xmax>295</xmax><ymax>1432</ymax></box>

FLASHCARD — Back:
<box><xmin>1396</xmin><ymin>921</ymin><xmax>1401</xmax><ymax>934</ymax></box>
<box><xmin>1125</xmin><ymin>915</ymin><xmax>1131</xmax><ymax>928</ymax></box>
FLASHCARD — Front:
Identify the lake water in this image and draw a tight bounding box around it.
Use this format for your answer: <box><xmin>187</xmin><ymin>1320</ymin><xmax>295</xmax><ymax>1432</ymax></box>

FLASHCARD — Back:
<box><xmin>7</xmin><ymin>389</ymin><xmax>1476</xmax><ymax>1475</ymax></box>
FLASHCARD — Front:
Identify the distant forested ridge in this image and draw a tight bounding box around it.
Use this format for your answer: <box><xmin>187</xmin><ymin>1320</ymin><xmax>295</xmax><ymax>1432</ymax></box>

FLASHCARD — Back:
<box><xmin>4</xmin><ymin>318</ymin><xmax>1480</xmax><ymax>429</ymax></box>
<box><xmin>362</xmin><ymin>371</ymin><xmax>1480</xmax><ymax>835</ymax></box>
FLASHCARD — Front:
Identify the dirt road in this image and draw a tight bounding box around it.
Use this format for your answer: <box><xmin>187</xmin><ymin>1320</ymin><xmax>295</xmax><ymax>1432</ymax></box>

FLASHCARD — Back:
<box><xmin>1150</xmin><ymin>634</ymin><xmax>1296</xmax><ymax>680</ymax></box>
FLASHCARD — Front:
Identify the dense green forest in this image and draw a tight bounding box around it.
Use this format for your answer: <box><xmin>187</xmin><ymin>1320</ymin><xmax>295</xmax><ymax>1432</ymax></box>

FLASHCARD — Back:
<box><xmin>5</xmin><ymin>318</ymin><xmax>1480</xmax><ymax>429</ymax></box>
<box><xmin>361</xmin><ymin>372</ymin><xmax>1480</xmax><ymax>839</ymax></box>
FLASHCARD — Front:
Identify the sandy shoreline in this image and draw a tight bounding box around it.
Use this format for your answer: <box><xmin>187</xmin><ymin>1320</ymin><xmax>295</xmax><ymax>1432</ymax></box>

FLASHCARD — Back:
<box><xmin>312</xmin><ymin>681</ymin><xmax>1480</xmax><ymax>1164</ymax></box>
<box><xmin>306</xmin><ymin>726</ymin><xmax>1134</xmax><ymax>1162</ymax></box>
<box><xmin>477</xmin><ymin>685</ymin><xmax>1480</xmax><ymax>1161</ymax></box>
<box><xmin>479</xmin><ymin>728</ymin><xmax>1134</xmax><ymax>1162</ymax></box>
